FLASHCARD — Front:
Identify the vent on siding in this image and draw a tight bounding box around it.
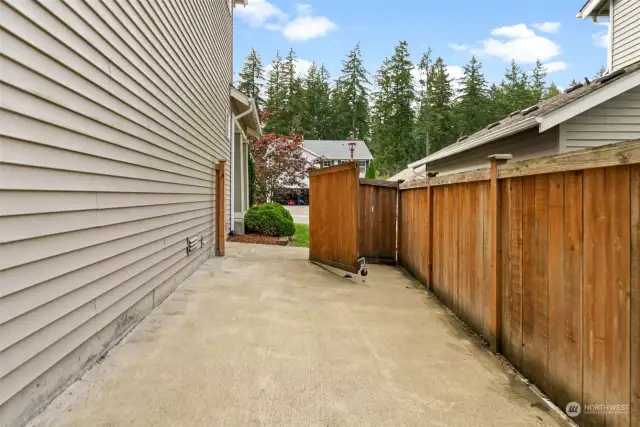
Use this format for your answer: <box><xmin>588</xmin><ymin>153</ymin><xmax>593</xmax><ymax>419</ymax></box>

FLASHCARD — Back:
<box><xmin>187</xmin><ymin>235</ymin><xmax>206</xmax><ymax>255</ymax></box>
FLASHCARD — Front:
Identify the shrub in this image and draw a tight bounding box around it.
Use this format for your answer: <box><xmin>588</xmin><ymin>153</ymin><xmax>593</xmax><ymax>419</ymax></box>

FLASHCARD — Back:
<box><xmin>244</xmin><ymin>203</ymin><xmax>295</xmax><ymax>237</ymax></box>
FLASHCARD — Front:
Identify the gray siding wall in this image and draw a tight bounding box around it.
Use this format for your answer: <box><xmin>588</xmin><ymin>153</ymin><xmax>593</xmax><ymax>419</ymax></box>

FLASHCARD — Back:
<box><xmin>612</xmin><ymin>0</ymin><xmax>640</xmax><ymax>70</ymax></box>
<box><xmin>560</xmin><ymin>86</ymin><xmax>640</xmax><ymax>151</ymax></box>
<box><xmin>426</xmin><ymin>127</ymin><xmax>560</xmax><ymax>176</ymax></box>
<box><xmin>0</xmin><ymin>1</ymin><xmax>233</xmax><ymax>425</ymax></box>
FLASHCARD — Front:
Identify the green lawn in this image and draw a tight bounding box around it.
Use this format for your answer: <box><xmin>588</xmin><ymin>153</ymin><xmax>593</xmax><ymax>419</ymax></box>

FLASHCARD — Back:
<box><xmin>291</xmin><ymin>223</ymin><xmax>309</xmax><ymax>248</ymax></box>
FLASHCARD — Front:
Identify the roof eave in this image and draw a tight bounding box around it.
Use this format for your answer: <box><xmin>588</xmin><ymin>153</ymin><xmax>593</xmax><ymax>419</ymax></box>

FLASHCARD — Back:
<box><xmin>230</xmin><ymin>86</ymin><xmax>262</xmax><ymax>137</ymax></box>
<box><xmin>577</xmin><ymin>0</ymin><xmax>609</xmax><ymax>18</ymax></box>
<box><xmin>407</xmin><ymin>117</ymin><xmax>541</xmax><ymax>169</ymax></box>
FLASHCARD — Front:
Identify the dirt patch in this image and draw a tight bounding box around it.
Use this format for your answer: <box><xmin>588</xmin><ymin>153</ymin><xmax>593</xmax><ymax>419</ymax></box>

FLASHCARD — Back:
<box><xmin>227</xmin><ymin>234</ymin><xmax>283</xmax><ymax>245</ymax></box>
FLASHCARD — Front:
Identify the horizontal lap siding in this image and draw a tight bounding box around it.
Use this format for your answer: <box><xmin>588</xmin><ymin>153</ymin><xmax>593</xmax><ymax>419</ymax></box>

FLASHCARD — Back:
<box><xmin>0</xmin><ymin>0</ymin><xmax>232</xmax><ymax>424</ymax></box>
<box><xmin>560</xmin><ymin>87</ymin><xmax>640</xmax><ymax>151</ymax></box>
<box><xmin>612</xmin><ymin>0</ymin><xmax>640</xmax><ymax>70</ymax></box>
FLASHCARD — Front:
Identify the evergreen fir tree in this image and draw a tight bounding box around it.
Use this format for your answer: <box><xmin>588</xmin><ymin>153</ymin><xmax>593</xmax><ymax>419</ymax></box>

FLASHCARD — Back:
<box><xmin>264</xmin><ymin>50</ymin><xmax>289</xmax><ymax>135</ymax></box>
<box><xmin>530</xmin><ymin>60</ymin><xmax>547</xmax><ymax>103</ymax></box>
<box><xmin>544</xmin><ymin>82</ymin><xmax>562</xmax><ymax>100</ymax></box>
<box><xmin>414</xmin><ymin>49</ymin><xmax>433</xmax><ymax>159</ymax></box>
<box><xmin>453</xmin><ymin>56</ymin><xmax>490</xmax><ymax>138</ymax></box>
<box><xmin>365</xmin><ymin>160</ymin><xmax>377</xmax><ymax>179</ymax></box>
<box><xmin>283</xmin><ymin>49</ymin><xmax>306</xmax><ymax>133</ymax></box>
<box><xmin>595</xmin><ymin>65</ymin><xmax>607</xmax><ymax>78</ymax></box>
<box><xmin>238</xmin><ymin>48</ymin><xmax>266</xmax><ymax>109</ymax></box>
<box><xmin>424</xmin><ymin>57</ymin><xmax>455</xmax><ymax>153</ymax></box>
<box><xmin>371</xmin><ymin>41</ymin><xmax>415</xmax><ymax>175</ymax></box>
<box><xmin>331</xmin><ymin>43</ymin><xmax>371</xmax><ymax>140</ymax></box>
<box><xmin>502</xmin><ymin>60</ymin><xmax>533</xmax><ymax>112</ymax></box>
<box><xmin>301</xmin><ymin>64</ymin><xmax>332</xmax><ymax>139</ymax></box>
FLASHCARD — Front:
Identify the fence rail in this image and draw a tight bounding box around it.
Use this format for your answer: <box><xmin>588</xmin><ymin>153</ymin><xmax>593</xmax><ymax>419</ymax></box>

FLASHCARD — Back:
<box><xmin>397</xmin><ymin>140</ymin><xmax>640</xmax><ymax>427</ymax></box>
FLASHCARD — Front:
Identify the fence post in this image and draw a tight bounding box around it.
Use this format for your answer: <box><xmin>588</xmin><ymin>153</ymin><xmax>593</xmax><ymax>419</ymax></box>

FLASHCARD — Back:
<box><xmin>215</xmin><ymin>161</ymin><xmax>226</xmax><ymax>257</ymax></box>
<box><xmin>488</xmin><ymin>154</ymin><xmax>512</xmax><ymax>353</ymax></box>
<box><xmin>396</xmin><ymin>180</ymin><xmax>404</xmax><ymax>265</ymax></box>
<box><xmin>425</xmin><ymin>172</ymin><xmax>438</xmax><ymax>291</ymax></box>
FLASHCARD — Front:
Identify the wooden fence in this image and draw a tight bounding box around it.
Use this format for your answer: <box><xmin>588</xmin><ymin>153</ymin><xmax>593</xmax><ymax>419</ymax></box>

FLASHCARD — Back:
<box><xmin>309</xmin><ymin>163</ymin><xmax>360</xmax><ymax>272</ymax></box>
<box><xmin>309</xmin><ymin>165</ymin><xmax>399</xmax><ymax>272</ymax></box>
<box><xmin>359</xmin><ymin>179</ymin><xmax>397</xmax><ymax>263</ymax></box>
<box><xmin>398</xmin><ymin>141</ymin><xmax>639</xmax><ymax>427</ymax></box>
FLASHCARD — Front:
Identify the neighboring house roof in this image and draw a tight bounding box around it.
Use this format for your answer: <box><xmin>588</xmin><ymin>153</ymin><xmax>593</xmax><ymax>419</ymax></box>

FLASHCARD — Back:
<box><xmin>408</xmin><ymin>60</ymin><xmax>640</xmax><ymax>169</ymax></box>
<box><xmin>230</xmin><ymin>86</ymin><xmax>261</xmax><ymax>139</ymax></box>
<box><xmin>303</xmin><ymin>140</ymin><xmax>373</xmax><ymax>160</ymax></box>
<box><xmin>387</xmin><ymin>165</ymin><xmax>426</xmax><ymax>183</ymax></box>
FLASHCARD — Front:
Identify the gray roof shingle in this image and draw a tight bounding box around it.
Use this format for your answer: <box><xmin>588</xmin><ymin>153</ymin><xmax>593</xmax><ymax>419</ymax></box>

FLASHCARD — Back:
<box><xmin>411</xmin><ymin>60</ymin><xmax>640</xmax><ymax>167</ymax></box>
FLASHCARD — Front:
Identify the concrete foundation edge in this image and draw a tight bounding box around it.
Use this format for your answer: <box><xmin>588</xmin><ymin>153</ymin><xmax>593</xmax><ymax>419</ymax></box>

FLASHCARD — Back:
<box><xmin>0</xmin><ymin>249</ymin><xmax>212</xmax><ymax>427</ymax></box>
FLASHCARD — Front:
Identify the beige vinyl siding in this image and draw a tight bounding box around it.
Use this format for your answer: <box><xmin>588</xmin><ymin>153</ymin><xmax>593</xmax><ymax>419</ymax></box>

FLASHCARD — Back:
<box><xmin>426</xmin><ymin>127</ymin><xmax>560</xmax><ymax>176</ymax></box>
<box><xmin>559</xmin><ymin>86</ymin><xmax>640</xmax><ymax>151</ymax></box>
<box><xmin>0</xmin><ymin>0</ymin><xmax>232</xmax><ymax>425</ymax></box>
<box><xmin>612</xmin><ymin>0</ymin><xmax>640</xmax><ymax>70</ymax></box>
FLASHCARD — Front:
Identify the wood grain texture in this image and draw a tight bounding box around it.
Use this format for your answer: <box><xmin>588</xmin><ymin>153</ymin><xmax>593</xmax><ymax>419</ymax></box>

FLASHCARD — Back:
<box><xmin>359</xmin><ymin>183</ymin><xmax>397</xmax><ymax>262</ymax></box>
<box><xmin>533</xmin><ymin>174</ymin><xmax>549</xmax><ymax>392</ymax></box>
<box><xmin>215</xmin><ymin>161</ymin><xmax>225</xmax><ymax>256</ymax></box>
<box><xmin>489</xmin><ymin>160</ymin><xmax>502</xmax><ymax>351</ymax></box>
<box><xmin>521</xmin><ymin>175</ymin><xmax>536</xmax><ymax>381</ymax></box>
<box><xmin>499</xmin><ymin>139</ymin><xmax>639</xmax><ymax>179</ymax></box>
<box><xmin>309</xmin><ymin>163</ymin><xmax>359</xmax><ymax>271</ymax></box>
<box><xmin>583</xmin><ymin>168</ymin><xmax>607</xmax><ymax>427</ymax></box>
<box><xmin>604</xmin><ymin>166</ymin><xmax>630</xmax><ymax>427</ymax></box>
<box><xmin>631</xmin><ymin>164</ymin><xmax>640</xmax><ymax>427</ymax></box>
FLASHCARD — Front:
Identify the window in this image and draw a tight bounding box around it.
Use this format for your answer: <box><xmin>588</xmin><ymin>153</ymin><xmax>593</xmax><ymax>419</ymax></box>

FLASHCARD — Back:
<box><xmin>322</xmin><ymin>160</ymin><xmax>332</xmax><ymax>167</ymax></box>
<box><xmin>357</xmin><ymin>161</ymin><xmax>366</xmax><ymax>177</ymax></box>
<box><xmin>339</xmin><ymin>160</ymin><xmax>348</xmax><ymax>164</ymax></box>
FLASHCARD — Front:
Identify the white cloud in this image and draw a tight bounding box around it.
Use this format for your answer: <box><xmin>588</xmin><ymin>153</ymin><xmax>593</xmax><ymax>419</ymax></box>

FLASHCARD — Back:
<box><xmin>543</xmin><ymin>61</ymin><xmax>567</xmax><ymax>73</ymax></box>
<box><xmin>237</xmin><ymin>1</ymin><xmax>336</xmax><ymax>41</ymax></box>
<box><xmin>283</xmin><ymin>4</ymin><xmax>337</xmax><ymax>41</ymax></box>
<box><xmin>235</xmin><ymin>0</ymin><xmax>287</xmax><ymax>28</ymax></box>
<box><xmin>532</xmin><ymin>22</ymin><xmax>561</xmax><ymax>33</ymax></box>
<box><xmin>593</xmin><ymin>29</ymin><xmax>609</xmax><ymax>48</ymax></box>
<box><xmin>472</xmin><ymin>24</ymin><xmax>561</xmax><ymax>63</ymax></box>
<box><xmin>490</xmin><ymin>24</ymin><xmax>537</xmax><ymax>39</ymax></box>
<box><xmin>410</xmin><ymin>64</ymin><xmax>464</xmax><ymax>93</ymax></box>
<box><xmin>447</xmin><ymin>65</ymin><xmax>464</xmax><ymax>92</ymax></box>
<box><xmin>265</xmin><ymin>58</ymin><xmax>314</xmax><ymax>78</ymax></box>
<box><xmin>449</xmin><ymin>43</ymin><xmax>470</xmax><ymax>51</ymax></box>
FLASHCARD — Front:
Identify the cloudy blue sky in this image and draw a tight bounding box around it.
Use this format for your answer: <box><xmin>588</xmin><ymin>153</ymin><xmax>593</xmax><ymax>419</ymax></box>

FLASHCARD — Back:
<box><xmin>233</xmin><ymin>0</ymin><xmax>609</xmax><ymax>90</ymax></box>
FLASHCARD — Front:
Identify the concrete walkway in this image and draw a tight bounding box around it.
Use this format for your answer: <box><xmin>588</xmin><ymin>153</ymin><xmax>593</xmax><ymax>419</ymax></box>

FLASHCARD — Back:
<box><xmin>29</xmin><ymin>243</ymin><xmax>562</xmax><ymax>427</ymax></box>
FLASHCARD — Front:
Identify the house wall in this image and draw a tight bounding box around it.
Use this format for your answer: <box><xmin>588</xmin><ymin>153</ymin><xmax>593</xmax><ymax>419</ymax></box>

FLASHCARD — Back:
<box><xmin>560</xmin><ymin>86</ymin><xmax>640</xmax><ymax>151</ymax></box>
<box><xmin>0</xmin><ymin>1</ymin><xmax>233</xmax><ymax>426</ymax></box>
<box><xmin>425</xmin><ymin>127</ymin><xmax>560</xmax><ymax>175</ymax></box>
<box><xmin>612</xmin><ymin>0</ymin><xmax>640</xmax><ymax>71</ymax></box>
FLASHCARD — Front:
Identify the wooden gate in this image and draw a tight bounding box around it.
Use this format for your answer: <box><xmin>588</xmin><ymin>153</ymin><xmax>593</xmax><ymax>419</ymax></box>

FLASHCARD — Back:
<box><xmin>359</xmin><ymin>179</ymin><xmax>398</xmax><ymax>264</ymax></box>
<box><xmin>309</xmin><ymin>164</ymin><xmax>399</xmax><ymax>272</ymax></box>
<box><xmin>309</xmin><ymin>163</ymin><xmax>360</xmax><ymax>272</ymax></box>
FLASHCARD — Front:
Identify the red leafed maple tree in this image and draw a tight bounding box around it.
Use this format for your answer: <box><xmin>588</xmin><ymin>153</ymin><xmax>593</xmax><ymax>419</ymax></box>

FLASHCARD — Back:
<box><xmin>248</xmin><ymin>133</ymin><xmax>320</xmax><ymax>203</ymax></box>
